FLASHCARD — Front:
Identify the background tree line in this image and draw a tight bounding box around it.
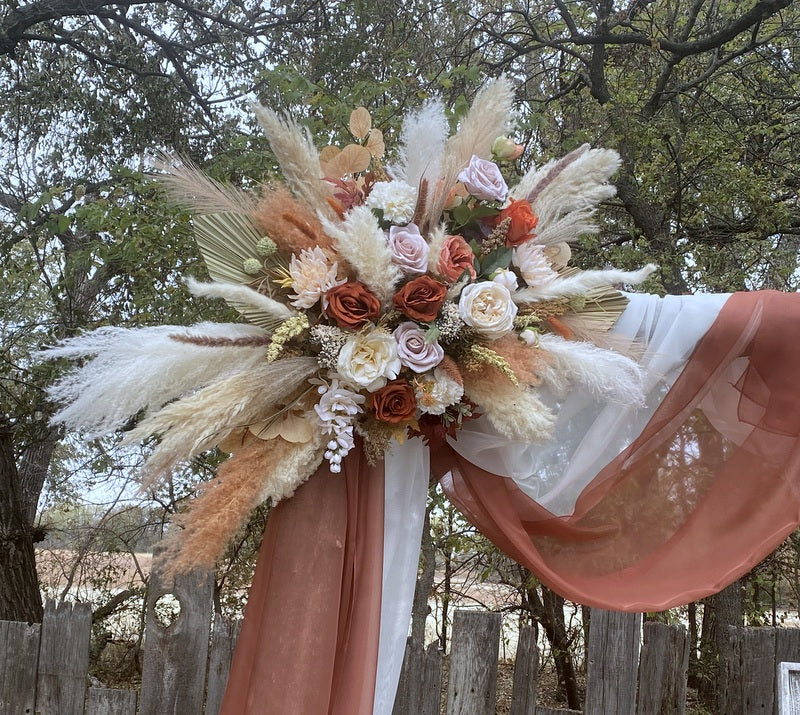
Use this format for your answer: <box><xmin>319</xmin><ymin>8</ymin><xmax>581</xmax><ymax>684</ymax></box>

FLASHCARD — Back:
<box><xmin>1</xmin><ymin>0</ymin><xmax>798</xmax><ymax>710</ymax></box>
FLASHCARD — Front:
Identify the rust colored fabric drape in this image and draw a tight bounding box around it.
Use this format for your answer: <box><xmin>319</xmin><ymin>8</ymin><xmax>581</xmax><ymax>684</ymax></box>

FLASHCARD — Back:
<box><xmin>220</xmin><ymin>444</ymin><xmax>385</xmax><ymax>715</ymax></box>
<box><xmin>435</xmin><ymin>290</ymin><xmax>800</xmax><ymax>611</ymax></box>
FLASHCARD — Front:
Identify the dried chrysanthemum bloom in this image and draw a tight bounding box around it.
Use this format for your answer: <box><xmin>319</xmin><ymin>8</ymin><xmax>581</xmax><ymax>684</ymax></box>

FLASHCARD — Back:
<box><xmin>366</xmin><ymin>180</ymin><xmax>418</xmax><ymax>224</ymax></box>
<box><xmin>513</xmin><ymin>242</ymin><xmax>558</xmax><ymax>287</ymax></box>
<box><xmin>288</xmin><ymin>246</ymin><xmax>346</xmax><ymax>309</ymax></box>
<box><xmin>414</xmin><ymin>369</ymin><xmax>464</xmax><ymax>415</ymax></box>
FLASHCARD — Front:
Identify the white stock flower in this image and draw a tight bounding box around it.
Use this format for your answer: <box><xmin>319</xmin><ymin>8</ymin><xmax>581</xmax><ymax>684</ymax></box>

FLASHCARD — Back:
<box><xmin>366</xmin><ymin>180</ymin><xmax>418</xmax><ymax>224</ymax></box>
<box><xmin>289</xmin><ymin>246</ymin><xmax>346</xmax><ymax>309</ymax></box>
<box><xmin>414</xmin><ymin>369</ymin><xmax>464</xmax><ymax>415</ymax></box>
<box><xmin>336</xmin><ymin>329</ymin><xmax>402</xmax><ymax>392</ymax></box>
<box><xmin>513</xmin><ymin>242</ymin><xmax>558</xmax><ymax>287</ymax></box>
<box><xmin>393</xmin><ymin>322</ymin><xmax>444</xmax><ymax>373</ymax></box>
<box><xmin>457</xmin><ymin>281</ymin><xmax>518</xmax><ymax>340</ymax></box>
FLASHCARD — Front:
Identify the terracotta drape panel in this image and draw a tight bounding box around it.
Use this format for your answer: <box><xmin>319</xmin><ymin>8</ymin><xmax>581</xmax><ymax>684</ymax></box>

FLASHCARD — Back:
<box><xmin>220</xmin><ymin>444</ymin><xmax>385</xmax><ymax>714</ymax></box>
<box><xmin>435</xmin><ymin>291</ymin><xmax>800</xmax><ymax>611</ymax></box>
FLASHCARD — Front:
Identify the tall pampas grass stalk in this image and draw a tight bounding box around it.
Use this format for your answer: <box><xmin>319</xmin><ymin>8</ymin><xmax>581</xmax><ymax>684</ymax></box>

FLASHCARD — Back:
<box><xmin>389</xmin><ymin>98</ymin><xmax>449</xmax><ymax>189</ymax></box>
<box><xmin>41</xmin><ymin>323</ymin><xmax>272</xmax><ymax>436</ymax></box>
<box><xmin>463</xmin><ymin>370</ymin><xmax>556</xmax><ymax>442</ymax></box>
<box><xmin>158</xmin><ymin>433</ymin><xmax>325</xmax><ymax>576</ymax></box>
<box><xmin>538</xmin><ymin>333</ymin><xmax>646</xmax><ymax>405</ymax></box>
<box><xmin>320</xmin><ymin>205</ymin><xmax>401</xmax><ymax>304</ymax></box>
<box><xmin>124</xmin><ymin>357</ymin><xmax>319</xmax><ymax>485</ymax></box>
<box><xmin>152</xmin><ymin>154</ymin><xmax>258</xmax><ymax>216</ymax></box>
<box><xmin>422</xmin><ymin>77</ymin><xmax>516</xmax><ymax>229</ymax></box>
<box><xmin>254</xmin><ymin>106</ymin><xmax>335</xmax><ymax>219</ymax></box>
<box><xmin>185</xmin><ymin>277</ymin><xmax>296</xmax><ymax>322</ymax></box>
<box><xmin>514</xmin><ymin>265</ymin><xmax>657</xmax><ymax>302</ymax></box>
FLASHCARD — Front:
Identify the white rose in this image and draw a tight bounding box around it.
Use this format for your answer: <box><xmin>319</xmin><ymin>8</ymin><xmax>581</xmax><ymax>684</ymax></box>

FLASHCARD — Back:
<box><xmin>393</xmin><ymin>321</ymin><xmax>444</xmax><ymax>373</ymax></box>
<box><xmin>457</xmin><ymin>281</ymin><xmax>518</xmax><ymax>340</ymax></box>
<box><xmin>336</xmin><ymin>330</ymin><xmax>402</xmax><ymax>392</ymax></box>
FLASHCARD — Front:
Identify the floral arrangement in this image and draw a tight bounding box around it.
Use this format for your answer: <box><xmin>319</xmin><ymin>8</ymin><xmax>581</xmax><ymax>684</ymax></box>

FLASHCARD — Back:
<box><xmin>43</xmin><ymin>77</ymin><xmax>655</xmax><ymax>572</ymax></box>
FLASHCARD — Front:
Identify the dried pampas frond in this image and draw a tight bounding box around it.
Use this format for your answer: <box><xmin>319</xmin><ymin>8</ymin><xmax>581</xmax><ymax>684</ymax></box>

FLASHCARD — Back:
<box><xmin>320</xmin><ymin>205</ymin><xmax>401</xmax><ymax>304</ymax></box>
<box><xmin>254</xmin><ymin>106</ymin><xmax>335</xmax><ymax>219</ymax></box>
<box><xmin>41</xmin><ymin>323</ymin><xmax>271</xmax><ymax>436</ymax></box>
<box><xmin>389</xmin><ymin>98</ymin><xmax>449</xmax><ymax>189</ymax></box>
<box><xmin>515</xmin><ymin>265</ymin><xmax>657</xmax><ymax>302</ymax></box>
<box><xmin>423</xmin><ymin>77</ymin><xmax>516</xmax><ymax>229</ymax></box>
<box><xmin>153</xmin><ymin>154</ymin><xmax>258</xmax><ymax>216</ymax></box>
<box><xmin>185</xmin><ymin>277</ymin><xmax>296</xmax><ymax>331</ymax></box>
<box><xmin>463</xmin><ymin>370</ymin><xmax>555</xmax><ymax>442</ymax></box>
<box><xmin>253</xmin><ymin>187</ymin><xmax>336</xmax><ymax>256</ymax></box>
<box><xmin>426</xmin><ymin>224</ymin><xmax>448</xmax><ymax>277</ymax></box>
<box><xmin>491</xmin><ymin>334</ymin><xmax>551</xmax><ymax>387</ymax></box>
<box><xmin>538</xmin><ymin>333</ymin><xmax>646</xmax><ymax>405</ymax></box>
<box><xmin>530</xmin><ymin>208</ymin><xmax>599</xmax><ymax>246</ymax></box>
<box><xmin>124</xmin><ymin>357</ymin><xmax>319</xmax><ymax>485</ymax></box>
<box><xmin>158</xmin><ymin>433</ymin><xmax>325</xmax><ymax>576</ymax></box>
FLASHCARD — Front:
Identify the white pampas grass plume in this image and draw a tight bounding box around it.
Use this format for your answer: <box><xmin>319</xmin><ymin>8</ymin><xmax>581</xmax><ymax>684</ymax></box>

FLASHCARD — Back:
<box><xmin>538</xmin><ymin>333</ymin><xmax>646</xmax><ymax>405</ymax></box>
<box><xmin>464</xmin><ymin>373</ymin><xmax>556</xmax><ymax>443</ymax></box>
<box><xmin>422</xmin><ymin>77</ymin><xmax>516</xmax><ymax>229</ymax></box>
<box><xmin>389</xmin><ymin>98</ymin><xmax>449</xmax><ymax>189</ymax></box>
<box><xmin>41</xmin><ymin>323</ymin><xmax>271</xmax><ymax>436</ymax></box>
<box><xmin>254</xmin><ymin>106</ymin><xmax>335</xmax><ymax>219</ymax></box>
<box><xmin>514</xmin><ymin>265</ymin><xmax>657</xmax><ymax>302</ymax></box>
<box><xmin>123</xmin><ymin>357</ymin><xmax>319</xmax><ymax>485</ymax></box>
<box><xmin>320</xmin><ymin>205</ymin><xmax>401</xmax><ymax>304</ymax></box>
<box><xmin>530</xmin><ymin>208</ymin><xmax>599</xmax><ymax>247</ymax></box>
<box><xmin>185</xmin><ymin>277</ymin><xmax>296</xmax><ymax>324</ymax></box>
<box><xmin>426</xmin><ymin>224</ymin><xmax>449</xmax><ymax>277</ymax></box>
<box><xmin>152</xmin><ymin>154</ymin><xmax>258</xmax><ymax>216</ymax></box>
<box><xmin>512</xmin><ymin>147</ymin><xmax>621</xmax><ymax>229</ymax></box>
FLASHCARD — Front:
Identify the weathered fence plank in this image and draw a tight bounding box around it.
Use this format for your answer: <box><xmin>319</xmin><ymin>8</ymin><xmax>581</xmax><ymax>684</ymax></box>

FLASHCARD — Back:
<box><xmin>35</xmin><ymin>600</ymin><xmax>91</xmax><ymax>715</ymax></box>
<box><xmin>205</xmin><ymin>615</ymin><xmax>241</xmax><ymax>715</ymax></box>
<box><xmin>585</xmin><ymin>609</ymin><xmax>642</xmax><ymax>715</ymax></box>
<box><xmin>138</xmin><ymin>567</ymin><xmax>214</xmax><ymax>715</ymax></box>
<box><xmin>637</xmin><ymin>622</ymin><xmax>688</xmax><ymax>715</ymax></box>
<box><xmin>392</xmin><ymin>638</ymin><xmax>443</xmax><ymax>715</ymax></box>
<box><xmin>421</xmin><ymin>642</ymin><xmax>443</xmax><ymax>715</ymax></box>
<box><xmin>535</xmin><ymin>708</ymin><xmax>582</xmax><ymax>715</ymax></box>
<box><xmin>85</xmin><ymin>687</ymin><xmax>137</xmax><ymax>715</ymax></box>
<box><xmin>778</xmin><ymin>662</ymin><xmax>800</xmax><ymax>715</ymax></box>
<box><xmin>727</xmin><ymin>626</ymin><xmax>776</xmax><ymax>715</ymax></box>
<box><xmin>0</xmin><ymin>619</ymin><xmax>40</xmax><ymax>714</ymax></box>
<box><xmin>510</xmin><ymin>624</ymin><xmax>539</xmax><ymax>715</ymax></box>
<box><xmin>446</xmin><ymin>610</ymin><xmax>502</xmax><ymax>715</ymax></box>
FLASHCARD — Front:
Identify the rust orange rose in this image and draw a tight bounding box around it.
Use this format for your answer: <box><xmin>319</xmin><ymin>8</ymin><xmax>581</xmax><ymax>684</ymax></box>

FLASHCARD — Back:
<box><xmin>438</xmin><ymin>234</ymin><xmax>477</xmax><ymax>282</ymax></box>
<box><xmin>325</xmin><ymin>281</ymin><xmax>381</xmax><ymax>329</ymax></box>
<box><xmin>488</xmin><ymin>198</ymin><xmax>539</xmax><ymax>246</ymax></box>
<box><xmin>370</xmin><ymin>379</ymin><xmax>417</xmax><ymax>423</ymax></box>
<box><xmin>392</xmin><ymin>275</ymin><xmax>447</xmax><ymax>322</ymax></box>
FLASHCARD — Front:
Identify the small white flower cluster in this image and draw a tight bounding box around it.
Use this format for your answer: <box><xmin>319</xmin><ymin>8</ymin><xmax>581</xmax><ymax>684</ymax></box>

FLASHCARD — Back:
<box><xmin>414</xmin><ymin>369</ymin><xmax>464</xmax><ymax>415</ymax></box>
<box><xmin>313</xmin><ymin>378</ymin><xmax>366</xmax><ymax>472</ymax></box>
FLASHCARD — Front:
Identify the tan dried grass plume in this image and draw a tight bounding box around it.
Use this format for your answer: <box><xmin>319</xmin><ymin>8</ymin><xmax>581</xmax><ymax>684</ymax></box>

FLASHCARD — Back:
<box><xmin>253</xmin><ymin>187</ymin><xmax>336</xmax><ymax>256</ymax></box>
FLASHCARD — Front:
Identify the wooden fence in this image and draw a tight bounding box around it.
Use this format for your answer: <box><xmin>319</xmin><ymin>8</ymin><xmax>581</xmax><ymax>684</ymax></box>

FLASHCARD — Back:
<box><xmin>2</xmin><ymin>573</ymin><xmax>800</xmax><ymax>714</ymax></box>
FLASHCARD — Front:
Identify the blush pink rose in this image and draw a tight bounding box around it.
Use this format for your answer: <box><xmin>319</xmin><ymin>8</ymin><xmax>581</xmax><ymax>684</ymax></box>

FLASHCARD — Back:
<box><xmin>457</xmin><ymin>155</ymin><xmax>508</xmax><ymax>202</ymax></box>
<box><xmin>389</xmin><ymin>223</ymin><xmax>429</xmax><ymax>274</ymax></box>
<box><xmin>393</xmin><ymin>322</ymin><xmax>444</xmax><ymax>373</ymax></box>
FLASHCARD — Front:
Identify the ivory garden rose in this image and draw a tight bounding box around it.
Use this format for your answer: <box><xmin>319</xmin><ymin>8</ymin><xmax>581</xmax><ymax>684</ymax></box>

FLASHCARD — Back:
<box><xmin>457</xmin><ymin>281</ymin><xmax>518</xmax><ymax>339</ymax></box>
<box><xmin>336</xmin><ymin>329</ymin><xmax>402</xmax><ymax>392</ymax></box>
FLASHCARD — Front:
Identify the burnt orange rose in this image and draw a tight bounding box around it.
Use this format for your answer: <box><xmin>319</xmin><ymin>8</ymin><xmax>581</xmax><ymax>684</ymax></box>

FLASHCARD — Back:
<box><xmin>325</xmin><ymin>281</ymin><xmax>381</xmax><ymax>329</ymax></box>
<box><xmin>438</xmin><ymin>234</ymin><xmax>477</xmax><ymax>283</ymax></box>
<box><xmin>392</xmin><ymin>275</ymin><xmax>447</xmax><ymax>322</ymax></box>
<box><xmin>488</xmin><ymin>198</ymin><xmax>539</xmax><ymax>246</ymax></box>
<box><xmin>371</xmin><ymin>379</ymin><xmax>417</xmax><ymax>423</ymax></box>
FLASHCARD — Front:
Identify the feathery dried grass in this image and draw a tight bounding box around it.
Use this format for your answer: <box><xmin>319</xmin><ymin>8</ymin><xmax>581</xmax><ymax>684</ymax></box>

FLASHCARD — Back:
<box><xmin>389</xmin><ymin>98</ymin><xmax>449</xmax><ymax>189</ymax></box>
<box><xmin>491</xmin><ymin>335</ymin><xmax>551</xmax><ymax>387</ymax></box>
<box><xmin>514</xmin><ymin>265</ymin><xmax>657</xmax><ymax>302</ymax></box>
<box><xmin>253</xmin><ymin>186</ymin><xmax>336</xmax><ymax>256</ymax></box>
<box><xmin>185</xmin><ymin>277</ymin><xmax>296</xmax><ymax>326</ymax></box>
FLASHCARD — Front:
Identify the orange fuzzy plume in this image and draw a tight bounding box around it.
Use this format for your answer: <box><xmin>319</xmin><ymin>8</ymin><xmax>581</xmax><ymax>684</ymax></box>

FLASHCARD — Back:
<box><xmin>487</xmin><ymin>334</ymin><xmax>551</xmax><ymax>387</ymax></box>
<box><xmin>160</xmin><ymin>436</ymin><xmax>295</xmax><ymax>576</ymax></box>
<box><xmin>253</xmin><ymin>186</ymin><xmax>335</xmax><ymax>255</ymax></box>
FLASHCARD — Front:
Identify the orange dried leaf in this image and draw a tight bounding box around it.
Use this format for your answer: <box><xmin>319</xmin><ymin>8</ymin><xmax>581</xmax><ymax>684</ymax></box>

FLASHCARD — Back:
<box><xmin>349</xmin><ymin>107</ymin><xmax>372</xmax><ymax>140</ymax></box>
<box><xmin>327</xmin><ymin>144</ymin><xmax>372</xmax><ymax>176</ymax></box>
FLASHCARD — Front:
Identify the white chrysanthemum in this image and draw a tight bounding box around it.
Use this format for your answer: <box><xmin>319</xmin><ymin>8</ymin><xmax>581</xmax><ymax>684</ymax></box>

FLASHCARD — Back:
<box><xmin>513</xmin><ymin>242</ymin><xmax>558</xmax><ymax>287</ymax></box>
<box><xmin>289</xmin><ymin>246</ymin><xmax>345</xmax><ymax>309</ymax></box>
<box><xmin>366</xmin><ymin>180</ymin><xmax>418</xmax><ymax>224</ymax></box>
<box><xmin>414</xmin><ymin>369</ymin><xmax>464</xmax><ymax>415</ymax></box>
<box><xmin>336</xmin><ymin>329</ymin><xmax>402</xmax><ymax>392</ymax></box>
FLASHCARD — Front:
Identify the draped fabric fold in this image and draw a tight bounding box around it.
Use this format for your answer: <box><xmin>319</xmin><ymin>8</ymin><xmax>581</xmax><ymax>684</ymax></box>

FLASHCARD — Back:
<box><xmin>433</xmin><ymin>291</ymin><xmax>800</xmax><ymax>611</ymax></box>
<box><xmin>220</xmin><ymin>444</ymin><xmax>385</xmax><ymax>715</ymax></box>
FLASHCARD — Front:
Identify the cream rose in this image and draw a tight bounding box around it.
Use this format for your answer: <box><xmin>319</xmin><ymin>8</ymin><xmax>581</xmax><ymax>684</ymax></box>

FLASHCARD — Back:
<box><xmin>457</xmin><ymin>281</ymin><xmax>518</xmax><ymax>339</ymax></box>
<box><xmin>336</xmin><ymin>330</ymin><xmax>402</xmax><ymax>392</ymax></box>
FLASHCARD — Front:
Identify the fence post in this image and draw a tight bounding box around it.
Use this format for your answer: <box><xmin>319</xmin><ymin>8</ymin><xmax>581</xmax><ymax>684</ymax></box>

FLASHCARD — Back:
<box><xmin>205</xmin><ymin>615</ymin><xmax>241</xmax><ymax>715</ymax></box>
<box><xmin>138</xmin><ymin>565</ymin><xmax>214</xmax><ymax>715</ymax></box>
<box><xmin>585</xmin><ymin>609</ymin><xmax>642</xmax><ymax>715</ymax></box>
<box><xmin>726</xmin><ymin>626</ymin><xmax>776</xmax><ymax>715</ymax></box>
<box><xmin>35</xmin><ymin>600</ymin><xmax>91</xmax><ymax>715</ymax></box>
<box><xmin>85</xmin><ymin>687</ymin><xmax>137</xmax><ymax>715</ymax></box>
<box><xmin>0</xmin><ymin>619</ymin><xmax>41</xmax><ymax>713</ymax></box>
<box><xmin>446</xmin><ymin>610</ymin><xmax>502</xmax><ymax>715</ymax></box>
<box><xmin>422</xmin><ymin>642</ymin><xmax>444</xmax><ymax>715</ymax></box>
<box><xmin>636</xmin><ymin>622</ymin><xmax>688</xmax><ymax>715</ymax></box>
<box><xmin>510</xmin><ymin>624</ymin><xmax>539</xmax><ymax>715</ymax></box>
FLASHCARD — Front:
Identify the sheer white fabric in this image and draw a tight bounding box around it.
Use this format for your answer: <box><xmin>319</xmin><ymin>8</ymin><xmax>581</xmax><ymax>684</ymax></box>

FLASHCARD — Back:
<box><xmin>449</xmin><ymin>292</ymin><xmax>730</xmax><ymax>515</ymax></box>
<box><xmin>373</xmin><ymin>438</ymin><xmax>430</xmax><ymax>715</ymax></box>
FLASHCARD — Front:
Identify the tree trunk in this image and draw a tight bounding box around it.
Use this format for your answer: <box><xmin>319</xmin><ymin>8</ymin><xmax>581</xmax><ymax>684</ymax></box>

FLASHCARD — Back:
<box><xmin>0</xmin><ymin>419</ymin><xmax>43</xmax><ymax>622</ymax></box>
<box><xmin>410</xmin><ymin>496</ymin><xmax>435</xmax><ymax>644</ymax></box>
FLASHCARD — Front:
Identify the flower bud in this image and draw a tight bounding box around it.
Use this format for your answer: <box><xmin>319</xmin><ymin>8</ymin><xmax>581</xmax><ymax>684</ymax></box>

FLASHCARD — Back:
<box><xmin>491</xmin><ymin>136</ymin><xmax>524</xmax><ymax>161</ymax></box>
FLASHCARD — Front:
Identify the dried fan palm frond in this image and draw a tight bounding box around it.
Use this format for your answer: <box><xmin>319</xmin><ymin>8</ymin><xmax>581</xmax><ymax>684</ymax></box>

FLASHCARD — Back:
<box><xmin>561</xmin><ymin>284</ymin><xmax>630</xmax><ymax>334</ymax></box>
<box><xmin>192</xmin><ymin>212</ymin><xmax>265</xmax><ymax>286</ymax></box>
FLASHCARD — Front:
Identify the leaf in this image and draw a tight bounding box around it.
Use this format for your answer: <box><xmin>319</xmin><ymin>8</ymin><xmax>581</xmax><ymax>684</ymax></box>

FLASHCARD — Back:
<box><xmin>480</xmin><ymin>247</ymin><xmax>513</xmax><ymax>276</ymax></box>
<box><xmin>326</xmin><ymin>144</ymin><xmax>372</xmax><ymax>176</ymax></box>
<box><xmin>319</xmin><ymin>145</ymin><xmax>341</xmax><ymax>162</ymax></box>
<box><xmin>349</xmin><ymin>107</ymin><xmax>372</xmax><ymax>140</ymax></box>
<box><xmin>366</xmin><ymin>128</ymin><xmax>385</xmax><ymax>158</ymax></box>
